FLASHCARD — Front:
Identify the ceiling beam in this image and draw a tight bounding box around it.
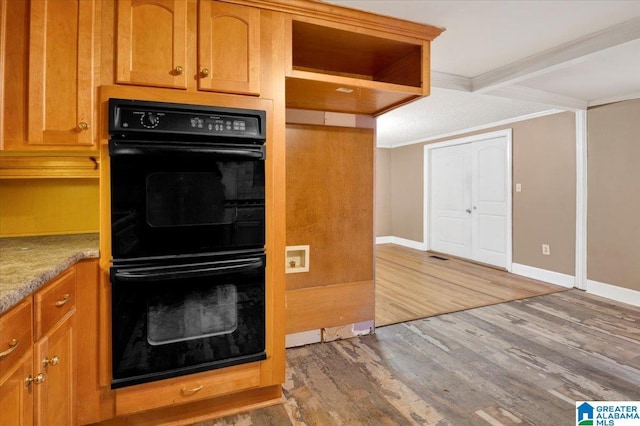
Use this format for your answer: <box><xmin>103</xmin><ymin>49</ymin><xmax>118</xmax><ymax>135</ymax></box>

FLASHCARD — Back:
<box><xmin>487</xmin><ymin>85</ymin><xmax>588</xmax><ymax>111</ymax></box>
<box><xmin>471</xmin><ymin>17</ymin><xmax>640</xmax><ymax>93</ymax></box>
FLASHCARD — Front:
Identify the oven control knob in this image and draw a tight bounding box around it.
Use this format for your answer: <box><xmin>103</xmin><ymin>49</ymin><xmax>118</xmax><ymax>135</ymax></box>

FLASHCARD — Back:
<box><xmin>141</xmin><ymin>112</ymin><xmax>160</xmax><ymax>128</ymax></box>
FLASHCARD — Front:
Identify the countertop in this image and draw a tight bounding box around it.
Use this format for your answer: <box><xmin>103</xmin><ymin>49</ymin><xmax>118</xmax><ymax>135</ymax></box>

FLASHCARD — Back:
<box><xmin>0</xmin><ymin>233</ymin><xmax>99</xmax><ymax>315</ymax></box>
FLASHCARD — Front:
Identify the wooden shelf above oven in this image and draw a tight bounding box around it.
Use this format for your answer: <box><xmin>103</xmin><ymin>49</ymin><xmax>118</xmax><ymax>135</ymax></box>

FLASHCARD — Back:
<box><xmin>285</xmin><ymin>14</ymin><xmax>443</xmax><ymax>116</ymax></box>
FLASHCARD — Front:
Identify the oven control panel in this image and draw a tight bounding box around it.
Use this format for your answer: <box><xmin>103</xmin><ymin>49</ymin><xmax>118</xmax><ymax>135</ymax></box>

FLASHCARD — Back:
<box><xmin>109</xmin><ymin>99</ymin><xmax>265</xmax><ymax>141</ymax></box>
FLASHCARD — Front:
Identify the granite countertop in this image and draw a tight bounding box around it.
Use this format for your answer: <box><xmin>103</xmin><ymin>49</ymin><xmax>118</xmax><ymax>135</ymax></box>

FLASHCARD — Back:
<box><xmin>0</xmin><ymin>233</ymin><xmax>99</xmax><ymax>315</ymax></box>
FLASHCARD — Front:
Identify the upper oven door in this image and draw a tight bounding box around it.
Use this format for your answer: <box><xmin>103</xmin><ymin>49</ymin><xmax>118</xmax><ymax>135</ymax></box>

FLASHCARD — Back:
<box><xmin>109</xmin><ymin>143</ymin><xmax>265</xmax><ymax>260</ymax></box>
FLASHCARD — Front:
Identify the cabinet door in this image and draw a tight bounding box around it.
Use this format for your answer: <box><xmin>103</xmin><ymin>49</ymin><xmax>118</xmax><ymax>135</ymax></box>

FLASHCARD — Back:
<box><xmin>28</xmin><ymin>0</ymin><xmax>95</xmax><ymax>148</ymax></box>
<box><xmin>116</xmin><ymin>0</ymin><xmax>188</xmax><ymax>89</ymax></box>
<box><xmin>0</xmin><ymin>351</ymin><xmax>34</xmax><ymax>426</ymax></box>
<box><xmin>198</xmin><ymin>1</ymin><xmax>260</xmax><ymax>95</ymax></box>
<box><xmin>34</xmin><ymin>311</ymin><xmax>76</xmax><ymax>426</ymax></box>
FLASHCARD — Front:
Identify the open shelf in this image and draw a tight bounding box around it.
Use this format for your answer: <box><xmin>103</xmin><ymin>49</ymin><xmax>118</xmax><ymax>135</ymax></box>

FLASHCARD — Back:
<box><xmin>292</xmin><ymin>20</ymin><xmax>423</xmax><ymax>87</ymax></box>
<box><xmin>286</xmin><ymin>17</ymin><xmax>430</xmax><ymax>116</ymax></box>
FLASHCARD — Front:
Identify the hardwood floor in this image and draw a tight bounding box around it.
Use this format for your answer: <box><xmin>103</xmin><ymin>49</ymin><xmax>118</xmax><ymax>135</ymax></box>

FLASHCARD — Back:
<box><xmin>375</xmin><ymin>244</ymin><xmax>568</xmax><ymax>326</ymax></box>
<box><xmin>199</xmin><ymin>290</ymin><xmax>640</xmax><ymax>425</ymax></box>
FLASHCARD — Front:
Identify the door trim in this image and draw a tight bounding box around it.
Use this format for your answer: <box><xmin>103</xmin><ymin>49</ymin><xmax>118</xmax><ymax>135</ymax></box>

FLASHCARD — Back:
<box><xmin>423</xmin><ymin>129</ymin><xmax>513</xmax><ymax>271</ymax></box>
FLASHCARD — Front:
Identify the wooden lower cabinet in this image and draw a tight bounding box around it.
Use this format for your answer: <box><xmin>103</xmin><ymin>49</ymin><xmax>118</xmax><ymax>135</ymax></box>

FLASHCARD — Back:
<box><xmin>34</xmin><ymin>310</ymin><xmax>76</xmax><ymax>426</ymax></box>
<box><xmin>115</xmin><ymin>362</ymin><xmax>261</xmax><ymax>416</ymax></box>
<box><xmin>0</xmin><ymin>263</ymin><xmax>80</xmax><ymax>426</ymax></box>
<box><xmin>0</xmin><ymin>351</ymin><xmax>34</xmax><ymax>426</ymax></box>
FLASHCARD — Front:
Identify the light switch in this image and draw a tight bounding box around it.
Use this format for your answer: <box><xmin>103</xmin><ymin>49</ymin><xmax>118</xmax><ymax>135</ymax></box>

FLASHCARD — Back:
<box><xmin>515</xmin><ymin>183</ymin><xmax>522</xmax><ymax>192</ymax></box>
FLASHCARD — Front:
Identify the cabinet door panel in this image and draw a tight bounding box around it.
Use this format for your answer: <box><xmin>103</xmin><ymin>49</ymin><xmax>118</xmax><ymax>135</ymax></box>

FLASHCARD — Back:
<box><xmin>117</xmin><ymin>0</ymin><xmax>188</xmax><ymax>89</ymax></box>
<box><xmin>28</xmin><ymin>0</ymin><xmax>95</xmax><ymax>147</ymax></box>
<box><xmin>34</xmin><ymin>311</ymin><xmax>76</xmax><ymax>426</ymax></box>
<box><xmin>199</xmin><ymin>1</ymin><xmax>260</xmax><ymax>95</ymax></box>
<box><xmin>0</xmin><ymin>351</ymin><xmax>34</xmax><ymax>426</ymax></box>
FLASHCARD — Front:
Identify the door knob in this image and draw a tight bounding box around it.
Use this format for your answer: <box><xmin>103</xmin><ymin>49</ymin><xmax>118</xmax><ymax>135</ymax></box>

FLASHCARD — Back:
<box><xmin>465</xmin><ymin>208</ymin><xmax>472</xmax><ymax>214</ymax></box>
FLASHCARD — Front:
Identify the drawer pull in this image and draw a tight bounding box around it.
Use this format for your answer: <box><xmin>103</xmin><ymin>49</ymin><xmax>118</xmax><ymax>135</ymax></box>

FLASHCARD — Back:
<box><xmin>43</xmin><ymin>355</ymin><xmax>60</xmax><ymax>367</ymax></box>
<box><xmin>55</xmin><ymin>294</ymin><xmax>72</xmax><ymax>307</ymax></box>
<box><xmin>181</xmin><ymin>384</ymin><xmax>204</xmax><ymax>396</ymax></box>
<box><xmin>0</xmin><ymin>339</ymin><xmax>19</xmax><ymax>358</ymax></box>
<box><xmin>25</xmin><ymin>373</ymin><xmax>45</xmax><ymax>387</ymax></box>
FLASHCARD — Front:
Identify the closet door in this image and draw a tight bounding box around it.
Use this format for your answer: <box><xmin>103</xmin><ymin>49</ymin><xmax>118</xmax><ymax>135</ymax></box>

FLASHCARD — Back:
<box><xmin>430</xmin><ymin>143</ymin><xmax>473</xmax><ymax>259</ymax></box>
<box><xmin>429</xmin><ymin>135</ymin><xmax>510</xmax><ymax>268</ymax></box>
<box><xmin>472</xmin><ymin>138</ymin><xmax>509</xmax><ymax>268</ymax></box>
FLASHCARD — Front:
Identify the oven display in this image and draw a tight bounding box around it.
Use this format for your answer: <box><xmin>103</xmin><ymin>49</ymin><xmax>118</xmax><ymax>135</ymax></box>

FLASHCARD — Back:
<box><xmin>114</xmin><ymin>108</ymin><xmax>261</xmax><ymax>137</ymax></box>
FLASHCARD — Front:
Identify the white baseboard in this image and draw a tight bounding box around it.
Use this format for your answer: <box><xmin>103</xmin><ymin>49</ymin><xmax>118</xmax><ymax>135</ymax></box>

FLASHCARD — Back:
<box><xmin>586</xmin><ymin>279</ymin><xmax>640</xmax><ymax>307</ymax></box>
<box><xmin>376</xmin><ymin>236</ymin><xmax>393</xmax><ymax>244</ymax></box>
<box><xmin>511</xmin><ymin>263</ymin><xmax>575</xmax><ymax>288</ymax></box>
<box><xmin>376</xmin><ymin>236</ymin><xmax>427</xmax><ymax>251</ymax></box>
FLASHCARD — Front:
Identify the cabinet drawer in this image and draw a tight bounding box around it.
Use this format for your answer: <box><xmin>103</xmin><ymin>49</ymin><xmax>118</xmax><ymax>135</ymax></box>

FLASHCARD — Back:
<box><xmin>34</xmin><ymin>267</ymin><xmax>76</xmax><ymax>340</ymax></box>
<box><xmin>115</xmin><ymin>362</ymin><xmax>262</xmax><ymax>415</ymax></box>
<box><xmin>0</xmin><ymin>298</ymin><xmax>32</xmax><ymax>380</ymax></box>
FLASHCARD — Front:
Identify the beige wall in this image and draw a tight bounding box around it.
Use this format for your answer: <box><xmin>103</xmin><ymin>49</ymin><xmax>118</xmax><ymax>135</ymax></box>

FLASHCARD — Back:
<box><xmin>587</xmin><ymin>99</ymin><xmax>640</xmax><ymax>292</ymax></box>
<box><xmin>389</xmin><ymin>143</ymin><xmax>424</xmax><ymax>240</ymax></box>
<box><xmin>375</xmin><ymin>148</ymin><xmax>391</xmax><ymax>236</ymax></box>
<box><xmin>379</xmin><ymin>111</ymin><xmax>577</xmax><ymax>275</ymax></box>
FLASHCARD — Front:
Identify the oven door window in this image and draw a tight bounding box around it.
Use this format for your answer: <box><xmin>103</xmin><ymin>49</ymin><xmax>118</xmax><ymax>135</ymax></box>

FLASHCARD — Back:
<box><xmin>110</xmin><ymin>254</ymin><xmax>266</xmax><ymax>388</ymax></box>
<box><xmin>147</xmin><ymin>284</ymin><xmax>238</xmax><ymax>345</ymax></box>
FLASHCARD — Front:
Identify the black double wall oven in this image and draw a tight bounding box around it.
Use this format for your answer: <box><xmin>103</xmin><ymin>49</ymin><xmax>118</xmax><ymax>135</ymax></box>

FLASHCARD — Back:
<box><xmin>108</xmin><ymin>99</ymin><xmax>267</xmax><ymax>389</ymax></box>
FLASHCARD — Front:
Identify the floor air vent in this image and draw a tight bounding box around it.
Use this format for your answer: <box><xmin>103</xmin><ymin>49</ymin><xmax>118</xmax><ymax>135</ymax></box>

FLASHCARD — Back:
<box><xmin>429</xmin><ymin>255</ymin><xmax>449</xmax><ymax>261</ymax></box>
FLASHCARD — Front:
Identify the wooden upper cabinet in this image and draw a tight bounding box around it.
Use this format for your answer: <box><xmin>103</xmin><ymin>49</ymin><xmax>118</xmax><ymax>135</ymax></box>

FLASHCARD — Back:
<box><xmin>198</xmin><ymin>1</ymin><xmax>260</xmax><ymax>95</ymax></box>
<box><xmin>115</xmin><ymin>0</ymin><xmax>260</xmax><ymax>96</ymax></box>
<box><xmin>116</xmin><ymin>0</ymin><xmax>188</xmax><ymax>89</ymax></box>
<box><xmin>27</xmin><ymin>0</ymin><xmax>95</xmax><ymax>149</ymax></box>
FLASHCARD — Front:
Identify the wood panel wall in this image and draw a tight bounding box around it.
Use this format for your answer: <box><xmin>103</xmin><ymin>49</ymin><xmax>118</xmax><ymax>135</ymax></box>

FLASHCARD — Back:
<box><xmin>285</xmin><ymin>124</ymin><xmax>374</xmax><ymax>333</ymax></box>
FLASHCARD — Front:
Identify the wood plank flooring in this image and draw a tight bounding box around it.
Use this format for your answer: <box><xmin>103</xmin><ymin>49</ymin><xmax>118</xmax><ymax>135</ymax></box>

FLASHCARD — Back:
<box><xmin>375</xmin><ymin>244</ymin><xmax>568</xmax><ymax>326</ymax></box>
<box><xmin>198</xmin><ymin>290</ymin><xmax>640</xmax><ymax>425</ymax></box>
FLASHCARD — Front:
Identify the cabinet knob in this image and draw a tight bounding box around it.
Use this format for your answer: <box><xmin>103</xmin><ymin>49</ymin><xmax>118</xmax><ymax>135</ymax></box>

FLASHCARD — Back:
<box><xmin>174</xmin><ymin>65</ymin><xmax>184</xmax><ymax>75</ymax></box>
<box><xmin>200</xmin><ymin>68</ymin><xmax>210</xmax><ymax>78</ymax></box>
<box><xmin>0</xmin><ymin>339</ymin><xmax>19</xmax><ymax>358</ymax></box>
<box><xmin>78</xmin><ymin>122</ymin><xmax>89</xmax><ymax>131</ymax></box>
<box><xmin>25</xmin><ymin>373</ymin><xmax>45</xmax><ymax>387</ymax></box>
<box><xmin>43</xmin><ymin>355</ymin><xmax>60</xmax><ymax>367</ymax></box>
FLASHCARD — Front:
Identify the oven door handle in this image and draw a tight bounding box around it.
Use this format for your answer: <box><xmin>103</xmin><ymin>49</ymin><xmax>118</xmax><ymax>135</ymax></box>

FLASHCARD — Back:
<box><xmin>110</xmin><ymin>141</ymin><xmax>265</xmax><ymax>159</ymax></box>
<box><xmin>112</xmin><ymin>258</ymin><xmax>264</xmax><ymax>282</ymax></box>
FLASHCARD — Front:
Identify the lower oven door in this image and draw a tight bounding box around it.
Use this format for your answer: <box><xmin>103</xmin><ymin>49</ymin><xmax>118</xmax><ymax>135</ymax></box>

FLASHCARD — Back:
<box><xmin>110</xmin><ymin>251</ymin><xmax>266</xmax><ymax>389</ymax></box>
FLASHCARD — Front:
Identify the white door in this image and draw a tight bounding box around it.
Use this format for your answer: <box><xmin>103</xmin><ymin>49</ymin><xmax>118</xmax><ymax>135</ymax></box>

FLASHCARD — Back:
<box><xmin>472</xmin><ymin>138</ymin><xmax>508</xmax><ymax>268</ymax></box>
<box><xmin>429</xmin><ymin>134</ymin><xmax>510</xmax><ymax>269</ymax></box>
<box><xmin>430</xmin><ymin>143</ymin><xmax>473</xmax><ymax>259</ymax></box>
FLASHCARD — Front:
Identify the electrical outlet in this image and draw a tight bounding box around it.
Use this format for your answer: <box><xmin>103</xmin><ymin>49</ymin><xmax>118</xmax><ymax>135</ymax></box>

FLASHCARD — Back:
<box><xmin>542</xmin><ymin>244</ymin><xmax>550</xmax><ymax>255</ymax></box>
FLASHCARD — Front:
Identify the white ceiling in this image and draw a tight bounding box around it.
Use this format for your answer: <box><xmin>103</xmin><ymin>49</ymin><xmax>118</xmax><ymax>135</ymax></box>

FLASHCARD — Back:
<box><xmin>326</xmin><ymin>1</ymin><xmax>640</xmax><ymax>147</ymax></box>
